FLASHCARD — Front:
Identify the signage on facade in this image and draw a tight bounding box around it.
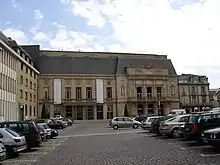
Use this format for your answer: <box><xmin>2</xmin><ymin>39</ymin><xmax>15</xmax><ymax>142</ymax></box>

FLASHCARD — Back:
<box><xmin>54</xmin><ymin>79</ymin><xmax>62</xmax><ymax>104</ymax></box>
<box><xmin>96</xmin><ymin>79</ymin><xmax>104</xmax><ymax>104</ymax></box>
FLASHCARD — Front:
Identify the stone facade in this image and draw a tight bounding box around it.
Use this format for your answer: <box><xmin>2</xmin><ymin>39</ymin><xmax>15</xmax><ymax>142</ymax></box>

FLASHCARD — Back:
<box><xmin>178</xmin><ymin>74</ymin><xmax>211</xmax><ymax>112</ymax></box>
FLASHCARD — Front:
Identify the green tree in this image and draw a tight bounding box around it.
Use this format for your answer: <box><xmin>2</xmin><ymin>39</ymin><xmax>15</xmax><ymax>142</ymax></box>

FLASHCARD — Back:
<box><xmin>41</xmin><ymin>104</ymin><xmax>47</xmax><ymax>119</ymax></box>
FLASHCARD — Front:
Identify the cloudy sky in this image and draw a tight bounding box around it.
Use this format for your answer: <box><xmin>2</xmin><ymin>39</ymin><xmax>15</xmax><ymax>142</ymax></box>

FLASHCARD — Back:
<box><xmin>0</xmin><ymin>0</ymin><xmax>220</xmax><ymax>88</ymax></box>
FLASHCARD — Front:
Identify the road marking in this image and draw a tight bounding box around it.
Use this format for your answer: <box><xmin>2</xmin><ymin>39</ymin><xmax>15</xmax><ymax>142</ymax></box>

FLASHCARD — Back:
<box><xmin>20</xmin><ymin>152</ymin><xmax>47</xmax><ymax>155</ymax></box>
<box><xmin>3</xmin><ymin>159</ymin><xmax>37</xmax><ymax>163</ymax></box>
<box><xmin>58</xmin><ymin>131</ymin><xmax>145</xmax><ymax>138</ymax></box>
<box><xmin>200</xmin><ymin>153</ymin><xmax>220</xmax><ymax>157</ymax></box>
<box><xmin>181</xmin><ymin>145</ymin><xmax>212</xmax><ymax>150</ymax></box>
<box><xmin>168</xmin><ymin>141</ymin><xmax>196</xmax><ymax>144</ymax></box>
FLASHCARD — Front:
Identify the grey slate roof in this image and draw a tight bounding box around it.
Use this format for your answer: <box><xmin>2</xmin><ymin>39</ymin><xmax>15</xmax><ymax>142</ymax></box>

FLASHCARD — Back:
<box><xmin>38</xmin><ymin>56</ymin><xmax>118</xmax><ymax>75</ymax></box>
<box><xmin>116</xmin><ymin>57</ymin><xmax>177</xmax><ymax>75</ymax></box>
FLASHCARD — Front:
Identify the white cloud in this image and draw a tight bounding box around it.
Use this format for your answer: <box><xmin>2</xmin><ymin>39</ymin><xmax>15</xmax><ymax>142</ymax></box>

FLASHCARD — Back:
<box><xmin>11</xmin><ymin>0</ymin><xmax>22</xmax><ymax>12</ymax></box>
<box><xmin>63</xmin><ymin>0</ymin><xmax>220</xmax><ymax>87</ymax></box>
<box><xmin>50</xmin><ymin>26</ymin><xmax>105</xmax><ymax>51</ymax></box>
<box><xmin>34</xmin><ymin>9</ymin><xmax>44</xmax><ymax>20</ymax></box>
<box><xmin>33</xmin><ymin>32</ymin><xmax>49</xmax><ymax>41</ymax></box>
<box><xmin>2</xmin><ymin>28</ymin><xmax>28</xmax><ymax>44</ymax></box>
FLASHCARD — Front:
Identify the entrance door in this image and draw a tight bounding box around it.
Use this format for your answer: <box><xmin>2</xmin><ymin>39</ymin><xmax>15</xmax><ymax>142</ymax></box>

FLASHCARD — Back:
<box><xmin>97</xmin><ymin>104</ymin><xmax>103</xmax><ymax>120</ymax></box>
<box><xmin>137</xmin><ymin>104</ymin><xmax>144</xmax><ymax>115</ymax></box>
<box><xmin>66</xmin><ymin>106</ymin><xmax>72</xmax><ymax>119</ymax></box>
<box><xmin>76</xmin><ymin>106</ymin><xmax>83</xmax><ymax>120</ymax></box>
<box><xmin>87</xmin><ymin>106</ymin><xmax>94</xmax><ymax>120</ymax></box>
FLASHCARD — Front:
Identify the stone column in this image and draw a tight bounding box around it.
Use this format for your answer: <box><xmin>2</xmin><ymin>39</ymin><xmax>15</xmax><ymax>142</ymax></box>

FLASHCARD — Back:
<box><xmin>103</xmin><ymin>104</ymin><xmax>107</xmax><ymax>119</ymax></box>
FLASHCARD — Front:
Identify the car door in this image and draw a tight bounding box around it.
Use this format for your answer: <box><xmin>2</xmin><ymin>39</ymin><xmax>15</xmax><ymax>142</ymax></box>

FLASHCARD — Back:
<box><xmin>124</xmin><ymin>117</ymin><xmax>133</xmax><ymax>128</ymax></box>
<box><xmin>117</xmin><ymin>117</ymin><xmax>125</xmax><ymax>128</ymax></box>
<box><xmin>178</xmin><ymin>116</ymin><xmax>190</xmax><ymax>126</ymax></box>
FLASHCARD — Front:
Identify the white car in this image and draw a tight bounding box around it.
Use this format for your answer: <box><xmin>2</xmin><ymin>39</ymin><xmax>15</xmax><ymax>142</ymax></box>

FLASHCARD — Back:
<box><xmin>141</xmin><ymin>116</ymin><xmax>160</xmax><ymax>131</ymax></box>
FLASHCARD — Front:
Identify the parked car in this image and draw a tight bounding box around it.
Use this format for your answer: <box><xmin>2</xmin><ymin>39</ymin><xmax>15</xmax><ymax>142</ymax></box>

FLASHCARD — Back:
<box><xmin>141</xmin><ymin>116</ymin><xmax>160</xmax><ymax>131</ymax></box>
<box><xmin>111</xmin><ymin>117</ymin><xmax>141</xmax><ymax>130</ymax></box>
<box><xmin>0</xmin><ymin>142</ymin><xmax>6</xmax><ymax>162</ymax></box>
<box><xmin>183</xmin><ymin>110</ymin><xmax>220</xmax><ymax>141</ymax></box>
<box><xmin>64</xmin><ymin>119</ymin><xmax>73</xmax><ymax>126</ymax></box>
<box><xmin>150</xmin><ymin>116</ymin><xmax>174</xmax><ymax>135</ymax></box>
<box><xmin>133</xmin><ymin>115</ymin><xmax>148</xmax><ymax>122</ymax></box>
<box><xmin>159</xmin><ymin>114</ymin><xmax>190</xmax><ymax>138</ymax></box>
<box><xmin>201</xmin><ymin>127</ymin><xmax>220</xmax><ymax>146</ymax></box>
<box><xmin>38</xmin><ymin>123</ymin><xmax>51</xmax><ymax>139</ymax></box>
<box><xmin>50</xmin><ymin>129</ymin><xmax>59</xmax><ymax>138</ymax></box>
<box><xmin>48</xmin><ymin>120</ymin><xmax>67</xmax><ymax>129</ymax></box>
<box><xmin>0</xmin><ymin>128</ymin><xmax>27</xmax><ymax>157</ymax></box>
<box><xmin>36</xmin><ymin>125</ymin><xmax>47</xmax><ymax>142</ymax></box>
<box><xmin>0</xmin><ymin>120</ymin><xmax>42</xmax><ymax>149</ymax></box>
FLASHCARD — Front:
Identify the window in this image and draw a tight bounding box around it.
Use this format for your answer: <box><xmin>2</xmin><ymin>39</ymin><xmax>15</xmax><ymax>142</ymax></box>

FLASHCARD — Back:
<box><xmin>156</xmin><ymin>87</ymin><xmax>162</xmax><ymax>99</ymax></box>
<box><xmin>34</xmin><ymin>83</ymin><xmax>36</xmax><ymax>91</ymax></box>
<box><xmin>20</xmin><ymin>89</ymin><xmax>23</xmax><ymax>98</ymax></box>
<box><xmin>34</xmin><ymin>95</ymin><xmax>36</xmax><ymax>102</ymax></box>
<box><xmin>97</xmin><ymin>104</ymin><xmax>103</xmax><ymax>120</ymax></box>
<box><xmin>29</xmin><ymin>106</ymin><xmax>32</xmax><ymax>116</ymax></box>
<box><xmin>171</xmin><ymin>85</ymin><xmax>176</xmax><ymax>95</ymax></box>
<box><xmin>21</xmin><ymin>63</ymin><xmax>24</xmax><ymax>70</ymax></box>
<box><xmin>124</xmin><ymin>117</ymin><xmax>133</xmax><ymax>122</ymax></box>
<box><xmin>26</xmin><ymin>67</ymin><xmax>28</xmax><ymax>74</ymax></box>
<box><xmin>76</xmin><ymin>87</ymin><xmax>81</xmax><ymax>99</ymax></box>
<box><xmin>30</xmin><ymin>81</ymin><xmax>32</xmax><ymax>89</ymax></box>
<box><xmin>86</xmin><ymin>87</ymin><xmax>92</xmax><ymax>99</ymax></box>
<box><xmin>192</xmin><ymin>86</ymin><xmax>195</xmax><ymax>93</ymax></box>
<box><xmin>34</xmin><ymin>73</ymin><xmax>36</xmax><ymax>79</ymax></box>
<box><xmin>33</xmin><ymin>107</ymin><xmax>36</xmax><ymax>116</ymax></box>
<box><xmin>106</xmin><ymin>87</ymin><xmax>112</xmax><ymax>99</ymax></box>
<box><xmin>25</xmin><ymin>78</ymin><xmax>28</xmax><ymax>87</ymax></box>
<box><xmin>76</xmin><ymin>106</ymin><xmax>83</xmax><ymax>120</ymax></box>
<box><xmin>25</xmin><ymin>104</ymin><xmax>28</xmax><ymax>116</ymax></box>
<box><xmin>30</xmin><ymin>93</ymin><xmax>32</xmax><ymax>102</ymax></box>
<box><xmin>136</xmin><ymin>87</ymin><xmax>142</xmax><ymax>99</ymax></box>
<box><xmin>25</xmin><ymin>91</ymin><xmax>28</xmax><ymax>100</ymax></box>
<box><xmin>87</xmin><ymin>106</ymin><xmax>94</xmax><ymax>120</ymax></box>
<box><xmin>65</xmin><ymin>87</ymin><xmax>71</xmax><ymax>99</ymax></box>
<box><xmin>44</xmin><ymin>87</ymin><xmax>49</xmax><ymax>99</ymax></box>
<box><xmin>30</xmin><ymin>70</ymin><xmax>32</xmax><ymax>77</ymax></box>
<box><xmin>120</xmin><ymin>85</ymin><xmax>125</xmax><ymax>96</ymax></box>
<box><xmin>6</xmin><ymin>129</ymin><xmax>21</xmax><ymax>137</ymax></box>
<box><xmin>146</xmin><ymin>87</ymin><xmax>152</xmax><ymax>99</ymax></box>
<box><xmin>202</xmin><ymin>96</ymin><xmax>206</xmax><ymax>103</ymax></box>
<box><xmin>20</xmin><ymin>75</ymin><xmax>23</xmax><ymax>84</ymax></box>
<box><xmin>107</xmin><ymin>105</ymin><xmax>113</xmax><ymax>119</ymax></box>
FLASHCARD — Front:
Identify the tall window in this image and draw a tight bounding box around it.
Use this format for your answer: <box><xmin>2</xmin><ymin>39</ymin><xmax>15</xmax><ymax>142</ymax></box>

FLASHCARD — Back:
<box><xmin>156</xmin><ymin>87</ymin><xmax>162</xmax><ymax>99</ymax></box>
<box><xmin>25</xmin><ymin>91</ymin><xmax>28</xmax><ymax>100</ymax></box>
<box><xmin>29</xmin><ymin>106</ymin><xmax>32</xmax><ymax>116</ymax></box>
<box><xmin>201</xmin><ymin>86</ymin><xmax>205</xmax><ymax>93</ymax></box>
<box><xmin>76</xmin><ymin>87</ymin><xmax>82</xmax><ymax>99</ymax></box>
<box><xmin>25</xmin><ymin>78</ymin><xmax>28</xmax><ymax>87</ymax></box>
<box><xmin>30</xmin><ymin>93</ymin><xmax>32</xmax><ymax>102</ymax></box>
<box><xmin>87</xmin><ymin>106</ymin><xmax>94</xmax><ymax>120</ymax></box>
<box><xmin>25</xmin><ymin>104</ymin><xmax>28</xmax><ymax>116</ymax></box>
<box><xmin>44</xmin><ymin>87</ymin><xmax>49</xmax><ymax>99</ymax></box>
<box><xmin>107</xmin><ymin>105</ymin><xmax>113</xmax><ymax>119</ymax></box>
<box><xmin>136</xmin><ymin>87</ymin><xmax>142</xmax><ymax>99</ymax></box>
<box><xmin>20</xmin><ymin>75</ymin><xmax>23</xmax><ymax>84</ymax></box>
<box><xmin>33</xmin><ymin>107</ymin><xmax>36</xmax><ymax>116</ymax></box>
<box><xmin>120</xmin><ymin>85</ymin><xmax>125</xmax><ymax>96</ymax></box>
<box><xmin>106</xmin><ymin>87</ymin><xmax>112</xmax><ymax>99</ymax></box>
<box><xmin>30</xmin><ymin>81</ymin><xmax>32</xmax><ymax>89</ymax></box>
<box><xmin>146</xmin><ymin>87</ymin><xmax>152</xmax><ymax>99</ymax></box>
<box><xmin>86</xmin><ymin>87</ymin><xmax>92</xmax><ymax>99</ymax></box>
<box><xmin>65</xmin><ymin>87</ymin><xmax>71</xmax><ymax>99</ymax></box>
<box><xmin>34</xmin><ymin>83</ymin><xmax>36</xmax><ymax>91</ymax></box>
<box><xmin>20</xmin><ymin>89</ymin><xmax>23</xmax><ymax>98</ymax></box>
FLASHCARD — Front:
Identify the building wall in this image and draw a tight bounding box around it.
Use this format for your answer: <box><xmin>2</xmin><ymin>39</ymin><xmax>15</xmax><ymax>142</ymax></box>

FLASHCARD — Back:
<box><xmin>178</xmin><ymin>75</ymin><xmax>210</xmax><ymax>111</ymax></box>
<box><xmin>17</xmin><ymin>60</ymin><xmax>38</xmax><ymax>120</ymax></box>
<box><xmin>0</xmin><ymin>43</ymin><xmax>17</xmax><ymax>121</ymax></box>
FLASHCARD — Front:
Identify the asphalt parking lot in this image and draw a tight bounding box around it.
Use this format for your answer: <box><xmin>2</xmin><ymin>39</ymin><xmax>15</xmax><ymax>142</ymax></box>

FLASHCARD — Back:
<box><xmin>3</xmin><ymin>124</ymin><xmax>220</xmax><ymax>165</ymax></box>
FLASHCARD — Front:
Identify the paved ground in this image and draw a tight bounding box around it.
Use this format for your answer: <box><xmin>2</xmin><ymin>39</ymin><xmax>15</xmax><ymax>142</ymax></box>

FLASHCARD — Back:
<box><xmin>3</xmin><ymin>123</ymin><xmax>220</xmax><ymax>165</ymax></box>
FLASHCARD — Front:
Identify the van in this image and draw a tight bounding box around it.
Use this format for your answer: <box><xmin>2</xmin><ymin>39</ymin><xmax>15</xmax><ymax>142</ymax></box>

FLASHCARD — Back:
<box><xmin>167</xmin><ymin>109</ymin><xmax>186</xmax><ymax>116</ymax></box>
<box><xmin>0</xmin><ymin>120</ymin><xmax>41</xmax><ymax>149</ymax></box>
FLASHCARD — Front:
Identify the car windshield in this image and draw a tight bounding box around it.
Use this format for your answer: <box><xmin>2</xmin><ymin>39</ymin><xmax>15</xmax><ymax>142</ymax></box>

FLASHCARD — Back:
<box><xmin>6</xmin><ymin>128</ymin><xmax>21</xmax><ymax>137</ymax></box>
<box><xmin>165</xmin><ymin>117</ymin><xmax>176</xmax><ymax>122</ymax></box>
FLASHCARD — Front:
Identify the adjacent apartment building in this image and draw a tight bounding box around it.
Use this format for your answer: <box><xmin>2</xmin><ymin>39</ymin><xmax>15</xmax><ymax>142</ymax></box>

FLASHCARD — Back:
<box><xmin>22</xmin><ymin>46</ymin><xmax>180</xmax><ymax>120</ymax></box>
<box><xmin>0</xmin><ymin>32</ymin><xmax>39</xmax><ymax>121</ymax></box>
<box><xmin>178</xmin><ymin>74</ymin><xmax>210</xmax><ymax>112</ymax></box>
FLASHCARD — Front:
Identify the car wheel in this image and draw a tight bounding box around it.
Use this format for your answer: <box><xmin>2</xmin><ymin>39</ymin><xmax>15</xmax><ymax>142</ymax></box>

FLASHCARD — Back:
<box><xmin>113</xmin><ymin>125</ymin><xmax>119</xmax><ymax>130</ymax></box>
<box><xmin>133</xmin><ymin>124</ymin><xmax>139</xmax><ymax>129</ymax></box>
<box><xmin>171</xmin><ymin>128</ymin><xmax>181</xmax><ymax>138</ymax></box>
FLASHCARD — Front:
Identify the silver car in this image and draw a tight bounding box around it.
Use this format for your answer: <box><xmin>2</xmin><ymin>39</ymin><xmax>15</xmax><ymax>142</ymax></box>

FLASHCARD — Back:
<box><xmin>141</xmin><ymin>116</ymin><xmax>160</xmax><ymax>131</ymax></box>
<box><xmin>159</xmin><ymin>114</ymin><xmax>190</xmax><ymax>138</ymax></box>
<box><xmin>0</xmin><ymin>142</ymin><xmax>6</xmax><ymax>162</ymax></box>
<box><xmin>111</xmin><ymin>117</ymin><xmax>141</xmax><ymax>130</ymax></box>
<box><xmin>0</xmin><ymin>128</ymin><xmax>27</xmax><ymax>156</ymax></box>
<box><xmin>38</xmin><ymin>123</ymin><xmax>51</xmax><ymax>139</ymax></box>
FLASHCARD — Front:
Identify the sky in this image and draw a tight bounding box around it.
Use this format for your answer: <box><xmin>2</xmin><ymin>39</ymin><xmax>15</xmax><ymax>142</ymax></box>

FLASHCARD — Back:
<box><xmin>0</xmin><ymin>0</ymin><xmax>220</xmax><ymax>88</ymax></box>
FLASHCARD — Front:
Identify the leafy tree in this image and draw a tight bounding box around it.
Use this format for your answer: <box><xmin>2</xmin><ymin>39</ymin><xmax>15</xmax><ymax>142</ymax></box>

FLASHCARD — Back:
<box><xmin>41</xmin><ymin>104</ymin><xmax>47</xmax><ymax>119</ymax></box>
